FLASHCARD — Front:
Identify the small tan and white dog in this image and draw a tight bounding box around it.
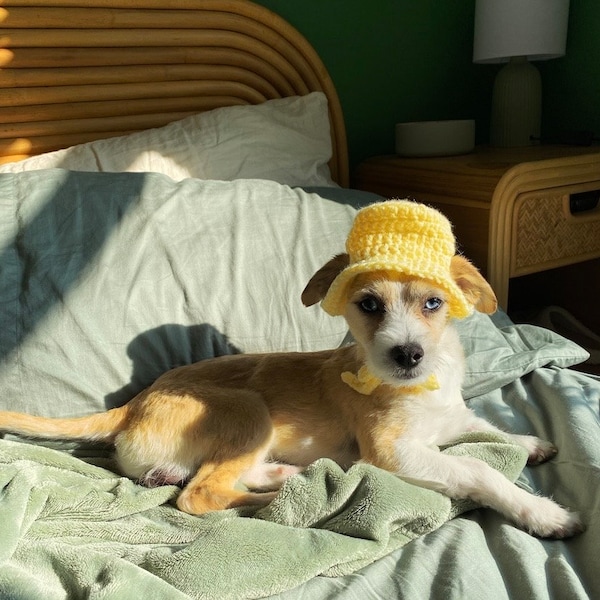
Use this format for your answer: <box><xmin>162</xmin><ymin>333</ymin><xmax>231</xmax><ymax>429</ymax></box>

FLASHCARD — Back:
<box><xmin>0</xmin><ymin>201</ymin><xmax>583</xmax><ymax>538</ymax></box>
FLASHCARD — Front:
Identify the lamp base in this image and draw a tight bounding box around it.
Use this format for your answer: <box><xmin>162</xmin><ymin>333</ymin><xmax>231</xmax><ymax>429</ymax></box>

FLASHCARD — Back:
<box><xmin>490</xmin><ymin>56</ymin><xmax>541</xmax><ymax>147</ymax></box>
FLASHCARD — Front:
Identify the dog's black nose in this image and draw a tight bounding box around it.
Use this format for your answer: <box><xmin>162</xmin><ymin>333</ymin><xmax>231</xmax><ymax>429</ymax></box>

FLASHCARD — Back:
<box><xmin>390</xmin><ymin>343</ymin><xmax>424</xmax><ymax>369</ymax></box>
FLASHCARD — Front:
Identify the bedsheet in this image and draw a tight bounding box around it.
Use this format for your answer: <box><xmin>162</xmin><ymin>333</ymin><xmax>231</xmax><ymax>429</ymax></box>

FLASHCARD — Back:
<box><xmin>0</xmin><ymin>170</ymin><xmax>598</xmax><ymax>599</ymax></box>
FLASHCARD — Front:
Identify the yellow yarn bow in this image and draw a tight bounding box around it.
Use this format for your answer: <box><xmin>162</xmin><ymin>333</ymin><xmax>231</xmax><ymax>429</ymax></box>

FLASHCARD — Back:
<box><xmin>341</xmin><ymin>367</ymin><xmax>440</xmax><ymax>396</ymax></box>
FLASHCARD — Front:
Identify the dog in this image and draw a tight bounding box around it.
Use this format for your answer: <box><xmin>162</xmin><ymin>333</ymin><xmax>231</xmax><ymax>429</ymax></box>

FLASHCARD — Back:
<box><xmin>0</xmin><ymin>200</ymin><xmax>583</xmax><ymax>538</ymax></box>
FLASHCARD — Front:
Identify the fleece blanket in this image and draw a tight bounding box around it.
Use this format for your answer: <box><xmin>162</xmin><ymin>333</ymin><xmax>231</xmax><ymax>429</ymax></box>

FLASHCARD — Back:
<box><xmin>0</xmin><ymin>433</ymin><xmax>527</xmax><ymax>600</ymax></box>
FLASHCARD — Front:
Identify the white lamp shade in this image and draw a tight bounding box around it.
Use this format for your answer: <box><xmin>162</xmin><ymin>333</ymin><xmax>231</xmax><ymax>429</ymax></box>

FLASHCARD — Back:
<box><xmin>473</xmin><ymin>0</ymin><xmax>569</xmax><ymax>63</ymax></box>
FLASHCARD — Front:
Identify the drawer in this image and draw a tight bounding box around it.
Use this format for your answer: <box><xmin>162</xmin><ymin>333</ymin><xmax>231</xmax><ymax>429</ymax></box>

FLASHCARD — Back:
<box><xmin>512</xmin><ymin>186</ymin><xmax>600</xmax><ymax>277</ymax></box>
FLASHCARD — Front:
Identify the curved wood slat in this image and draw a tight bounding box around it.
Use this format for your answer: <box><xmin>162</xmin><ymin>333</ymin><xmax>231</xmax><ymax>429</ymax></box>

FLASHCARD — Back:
<box><xmin>0</xmin><ymin>48</ymin><xmax>297</xmax><ymax>96</ymax></box>
<box><xmin>1</xmin><ymin>24</ymin><xmax>319</xmax><ymax>83</ymax></box>
<box><xmin>0</xmin><ymin>0</ymin><xmax>349</xmax><ymax>185</ymax></box>
<box><xmin>0</xmin><ymin>80</ymin><xmax>268</xmax><ymax>108</ymax></box>
<box><xmin>2</xmin><ymin>29</ymin><xmax>311</xmax><ymax>67</ymax></box>
<box><xmin>0</xmin><ymin>95</ymin><xmax>253</xmax><ymax>125</ymax></box>
<box><xmin>0</xmin><ymin>9</ymin><xmax>323</xmax><ymax>98</ymax></box>
<box><xmin>0</xmin><ymin>0</ymin><xmax>289</xmax><ymax>13</ymax></box>
<box><xmin>1</xmin><ymin>109</ymin><xmax>238</xmax><ymax>138</ymax></box>
<box><xmin>2</xmin><ymin>7</ymin><xmax>283</xmax><ymax>30</ymax></box>
<box><xmin>1</xmin><ymin>30</ymin><xmax>313</xmax><ymax>96</ymax></box>
<box><xmin>0</xmin><ymin>65</ymin><xmax>280</xmax><ymax>98</ymax></box>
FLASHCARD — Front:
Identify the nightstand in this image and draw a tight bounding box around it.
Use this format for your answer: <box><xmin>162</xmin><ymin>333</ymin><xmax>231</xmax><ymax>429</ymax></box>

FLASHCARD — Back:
<box><xmin>354</xmin><ymin>146</ymin><xmax>600</xmax><ymax>325</ymax></box>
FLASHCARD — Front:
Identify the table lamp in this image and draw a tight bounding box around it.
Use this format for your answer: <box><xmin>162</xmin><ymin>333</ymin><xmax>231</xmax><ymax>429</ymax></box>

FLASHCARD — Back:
<box><xmin>473</xmin><ymin>0</ymin><xmax>569</xmax><ymax>147</ymax></box>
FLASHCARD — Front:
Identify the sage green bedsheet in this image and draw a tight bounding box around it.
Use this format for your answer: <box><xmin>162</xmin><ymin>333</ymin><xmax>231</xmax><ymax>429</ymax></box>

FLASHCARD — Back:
<box><xmin>0</xmin><ymin>170</ymin><xmax>598</xmax><ymax>599</ymax></box>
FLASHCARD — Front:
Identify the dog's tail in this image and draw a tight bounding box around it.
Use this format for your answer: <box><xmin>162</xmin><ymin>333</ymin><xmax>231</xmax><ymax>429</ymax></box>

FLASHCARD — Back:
<box><xmin>0</xmin><ymin>404</ymin><xmax>130</xmax><ymax>443</ymax></box>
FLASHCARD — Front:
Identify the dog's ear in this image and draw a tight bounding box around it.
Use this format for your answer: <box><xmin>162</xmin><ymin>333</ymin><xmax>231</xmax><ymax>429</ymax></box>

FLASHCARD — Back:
<box><xmin>301</xmin><ymin>253</ymin><xmax>349</xmax><ymax>307</ymax></box>
<box><xmin>450</xmin><ymin>255</ymin><xmax>498</xmax><ymax>314</ymax></box>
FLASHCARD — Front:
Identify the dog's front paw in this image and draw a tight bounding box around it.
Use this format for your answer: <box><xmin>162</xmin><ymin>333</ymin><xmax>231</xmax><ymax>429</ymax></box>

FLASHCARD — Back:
<box><xmin>527</xmin><ymin>438</ymin><xmax>558</xmax><ymax>465</ymax></box>
<box><xmin>518</xmin><ymin>498</ymin><xmax>585</xmax><ymax>539</ymax></box>
<box><xmin>511</xmin><ymin>434</ymin><xmax>558</xmax><ymax>465</ymax></box>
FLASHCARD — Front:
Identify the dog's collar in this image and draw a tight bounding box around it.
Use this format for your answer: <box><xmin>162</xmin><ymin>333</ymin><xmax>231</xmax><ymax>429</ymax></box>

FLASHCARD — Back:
<box><xmin>341</xmin><ymin>366</ymin><xmax>440</xmax><ymax>396</ymax></box>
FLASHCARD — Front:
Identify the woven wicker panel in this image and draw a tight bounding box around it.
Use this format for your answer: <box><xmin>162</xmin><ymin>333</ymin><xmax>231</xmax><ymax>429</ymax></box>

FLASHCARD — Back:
<box><xmin>514</xmin><ymin>192</ymin><xmax>600</xmax><ymax>273</ymax></box>
<box><xmin>0</xmin><ymin>0</ymin><xmax>348</xmax><ymax>185</ymax></box>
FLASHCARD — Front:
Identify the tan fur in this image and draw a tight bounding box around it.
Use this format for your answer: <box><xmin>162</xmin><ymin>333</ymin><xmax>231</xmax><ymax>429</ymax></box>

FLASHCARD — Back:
<box><xmin>0</xmin><ymin>248</ymin><xmax>583</xmax><ymax>537</ymax></box>
<box><xmin>300</xmin><ymin>252</ymin><xmax>349</xmax><ymax>307</ymax></box>
<box><xmin>450</xmin><ymin>255</ymin><xmax>498</xmax><ymax>314</ymax></box>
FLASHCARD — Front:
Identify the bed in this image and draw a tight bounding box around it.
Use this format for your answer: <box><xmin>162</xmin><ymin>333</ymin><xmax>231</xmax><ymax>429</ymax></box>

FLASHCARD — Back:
<box><xmin>0</xmin><ymin>2</ymin><xmax>598</xmax><ymax>599</ymax></box>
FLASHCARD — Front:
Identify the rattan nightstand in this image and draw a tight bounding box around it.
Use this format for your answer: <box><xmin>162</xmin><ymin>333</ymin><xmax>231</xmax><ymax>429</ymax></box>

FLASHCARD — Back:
<box><xmin>354</xmin><ymin>146</ymin><xmax>600</xmax><ymax>313</ymax></box>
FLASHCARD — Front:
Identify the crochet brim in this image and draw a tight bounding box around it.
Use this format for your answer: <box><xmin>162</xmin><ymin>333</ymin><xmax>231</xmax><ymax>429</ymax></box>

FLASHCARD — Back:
<box><xmin>320</xmin><ymin>257</ymin><xmax>472</xmax><ymax>319</ymax></box>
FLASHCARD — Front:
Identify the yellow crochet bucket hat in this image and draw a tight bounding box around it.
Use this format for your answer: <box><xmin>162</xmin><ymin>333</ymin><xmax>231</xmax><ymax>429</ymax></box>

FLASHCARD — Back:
<box><xmin>321</xmin><ymin>200</ymin><xmax>472</xmax><ymax>319</ymax></box>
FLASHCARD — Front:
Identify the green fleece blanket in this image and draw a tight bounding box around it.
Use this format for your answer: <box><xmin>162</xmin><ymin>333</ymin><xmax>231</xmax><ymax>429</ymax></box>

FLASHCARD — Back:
<box><xmin>0</xmin><ymin>433</ymin><xmax>527</xmax><ymax>600</ymax></box>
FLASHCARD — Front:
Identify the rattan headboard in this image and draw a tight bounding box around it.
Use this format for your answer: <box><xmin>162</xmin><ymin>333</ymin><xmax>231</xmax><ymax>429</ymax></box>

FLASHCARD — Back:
<box><xmin>0</xmin><ymin>0</ymin><xmax>349</xmax><ymax>186</ymax></box>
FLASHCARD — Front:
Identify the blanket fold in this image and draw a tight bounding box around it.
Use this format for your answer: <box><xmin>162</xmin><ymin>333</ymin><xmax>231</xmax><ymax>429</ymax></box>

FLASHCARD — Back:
<box><xmin>0</xmin><ymin>433</ymin><xmax>527</xmax><ymax>600</ymax></box>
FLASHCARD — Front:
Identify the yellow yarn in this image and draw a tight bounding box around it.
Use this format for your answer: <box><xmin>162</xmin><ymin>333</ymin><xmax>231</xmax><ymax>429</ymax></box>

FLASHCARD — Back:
<box><xmin>320</xmin><ymin>200</ymin><xmax>472</xmax><ymax>319</ymax></box>
<box><xmin>341</xmin><ymin>368</ymin><xmax>440</xmax><ymax>396</ymax></box>
<box><xmin>341</xmin><ymin>366</ymin><xmax>381</xmax><ymax>395</ymax></box>
<box><xmin>398</xmin><ymin>373</ymin><xmax>440</xmax><ymax>395</ymax></box>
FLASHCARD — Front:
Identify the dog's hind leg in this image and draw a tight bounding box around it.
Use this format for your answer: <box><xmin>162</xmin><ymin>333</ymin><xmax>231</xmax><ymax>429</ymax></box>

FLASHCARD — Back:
<box><xmin>240</xmin><ymin>462</ymin><xmax>303</xmax><ymax>491</ymax></box>
<box><xmin>174</xmin><ymin>389</ymin><xmax>279</xmax><ymax>514</ymax></box>
<box><xmin>177</xmin><ymin>455</ymin><xmax>278</xmax><ymax>514</ymax></box>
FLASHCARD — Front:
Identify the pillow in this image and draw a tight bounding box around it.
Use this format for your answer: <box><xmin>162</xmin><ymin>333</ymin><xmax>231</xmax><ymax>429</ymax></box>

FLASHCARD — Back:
<box><xmin>0</xmin><ymin>93</ymin><xmax>336</xmax><ymax>187</ymax></box>
<box><xmin>0</xmin><ymin>170</ymin><xmax>358</xmax><ymax>418</ymax></box>
<box><xmin>457</xmin><ymin>311</ymin><xmax>589</xmax><ymax>399</ymax></box>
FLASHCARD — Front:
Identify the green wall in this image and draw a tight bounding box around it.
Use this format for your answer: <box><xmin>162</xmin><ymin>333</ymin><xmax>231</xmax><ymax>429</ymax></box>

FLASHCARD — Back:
<box><xmin>539</xmin><ymin>0</ymin><xmax>600</xmax><ymax>143</ymax></box>
<box><xmin>256</xmin><ymin>1</ymin><xmax>599</xmax><ymax>175</ymax></box>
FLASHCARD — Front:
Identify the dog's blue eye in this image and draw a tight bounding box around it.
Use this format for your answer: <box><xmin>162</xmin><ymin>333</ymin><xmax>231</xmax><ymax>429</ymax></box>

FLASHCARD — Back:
<box><xmin>424</xmin><ymin>297</ymin><xmax>443</xmax><ymax>311</ymax></box>
<box><xmin>358</xmin><ymin>296</ymin><xmax>382</xmax><ymax>314</ymax></box>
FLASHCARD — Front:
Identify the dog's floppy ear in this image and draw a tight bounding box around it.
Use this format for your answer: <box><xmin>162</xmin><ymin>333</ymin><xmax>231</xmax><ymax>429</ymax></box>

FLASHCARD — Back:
<box><xmin>450</xmin><ymin>255</ymin><xmax>498</xmax><ymax>314</ymax></box>
<box><xmin>301</xmin><ymin>253</ymin><xmax>349</xmax><ymax>307</ymax></box>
